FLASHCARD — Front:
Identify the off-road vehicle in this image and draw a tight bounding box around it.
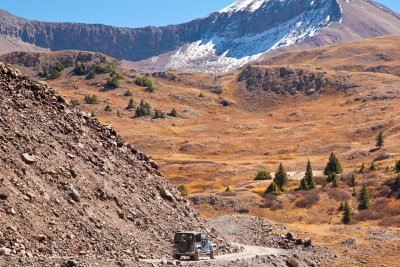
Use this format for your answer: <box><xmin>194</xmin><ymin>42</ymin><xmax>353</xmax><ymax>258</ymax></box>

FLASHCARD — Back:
<box><xmin>172</xmin><ymin>232</ymin><xmax>216</xmax><ymax>261</ymax></box>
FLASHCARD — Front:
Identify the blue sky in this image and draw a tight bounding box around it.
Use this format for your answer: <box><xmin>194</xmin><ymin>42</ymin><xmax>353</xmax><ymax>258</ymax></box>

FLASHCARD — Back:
<box><xmin>0</xmin><ymin>0</ymin><xmax>399</xmax><ymax>28</ymax></box>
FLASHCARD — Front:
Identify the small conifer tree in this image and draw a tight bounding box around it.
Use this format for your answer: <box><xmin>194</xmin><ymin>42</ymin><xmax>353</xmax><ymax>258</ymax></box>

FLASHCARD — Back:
<box><xmin>359</xmin><ymin>163</ymin><xmax>365</xmax><ymax>173</ymax></box>
<box><xmin>255</xmin><ymin>169</ymin><xmax>272</xmax><ymax>180</ymax></box>
<box><xmin>299</xmin><ymin>178</ymin><xmax>309</xmax><ymax>190</ymax></box>
<box><xmin>124</xmin><ymin>90</ymin><xmax>133</xmax><ymax>97</ymax></box>
<box><xmin>369</xmin><ymin>162</ymin><xmax>376</xmax><ymax>171</ymax></box>
<box><xmin>358</xmin><ymin>185</ymin><xmax>371</xmax><ymax>210</ymax></box>
<box><xmin>86</xmin><ymin>70</ymin><xmax>96</xmax><ymax>80</ymax></box>
<box><xmin>304</xmin><ymin>159</ymin><xmax>316</xmax><ymax>189</ymax></box>
<box><xmin>324</xmin><ymin>153</ymin><xmax>343</xmax><ymax>175</ymax></box>
<box><xmin>350</xmin><ymin>174</ymin><xmax>356</xmax><ymax>187</ymax></box>
<box><xmin>274</xmin><ymin>163</ymin><xmax>288</xmax><ymax>191</ymax></box>
<box><xmin>225</xmin><ymin>186</ymin><xmax>232</xmax><ymax>193</ymax></box>
<box><xmin>395</xmin><ymin>160</ymin><xmax>400</xmax><ymax>173</ymax></box>
<box><xmin>338</xmin><ymin>202</ymin><xmax>344</xmax><ymax>211</ymax></box>
<box><xmin>126</xmin><ymin>98</ymin><xmax>135</xmax><ymax>110</ymax></box>
<box><xmin>332</xmin><ymin>176</ymin><xmax>339</xmax><ymax>188</ymax></box>
<box><xmin>168</xmin><ymin>108</ymin><xmax>178</xmax><ymax>117</ymax></box>
<box><xmin>327</xmin><ymin>172</ymin><xmax>336</xmax><ymax>183</ymax></box>
<box><xmin>376</xmin><ymin>131</ymin><xmax>384</xmax><ymax>148</ymax></box>
<box><xmin>177</xmin><ymin>185</ymin><xmax>188</xmax><ymax>197</ymax></box>
<box><xmin>342</xmin><ymin>202</ymin><xmax>352</xmax><ymax>224</ymax></box>
<box><xmin>265</xmin><ymin>181</ymin><xmax>281</xmax><ymax>196</ymax></box>
<box><xmin>104</xmin><ymin>104</ymin><xmax>112</xmax><ymax>112</ymax></box>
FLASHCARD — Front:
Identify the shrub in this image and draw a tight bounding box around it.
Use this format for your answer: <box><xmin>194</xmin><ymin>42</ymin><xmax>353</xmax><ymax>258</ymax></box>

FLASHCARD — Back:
<box><xmin>145</xmin><ymin>86</ymin><xmax>154</xmax><ymax>93</ymax></box>
<box><xmin>90</xmin><ymin>111</ymin><xmax>96</xmax><ymax>117</ymax></box>
<box><xmin>332</xmin><ymin>176</ymin><xmax>339</xmax><ymax>188</ymax></box>
<box><xmin>294</xmin><ymin>190</ymin><xmax>320</xmax><ymax>208</ymax></box>
<box><xmin>86</xmin><ymin>70</ymin><xmax>96</xmax><ymax>80</ymax></box>
<box><xmin>225</xmin><ymin>186</ymin><xmax>232</xmax><ymax>193</ymax></box>
<box><xmin>326</xmin><ymin>187</ymin><xmax>351</xmax><ymax>201</ymax></box>
<box><xmin>135</xmin><ymin>77</ymin><xmax>153</xmax><ymax>88</ymax></box>
<box><xmin>198</xmin><ymin>92</ymin><xmax>205</xmax><ymax>97</ymax></box>
<box><xmin>350</xmin><ymin>174</ymin><xmax>356</xmax><ymax>187</ymax></box>
<box><xmin>38</xmin><ymin>69</ymin><xmax>49</xmax><ymax>78</ymax></box>
<box><xmin>135</xmin><ymin>100</ymin><xmax>152</xmax><ymax>117</ymax></box>
<box><xmin>104</xmin><ymin>104</ymin><xmax>112</xmax><ymax>112</ymax></box>
<box><xmin>359</xmin><ymin>163</ymin><xmax>365</xmax><ymax>173</ymax></box>
<box><xmin>255</xmin><ymin>169</ymin><xmax>272</xmax><ymax>180</ymax></box>
<box><xmin>70</xmin><ymin>99</ymin><xmax>80</xmax><ymax>107</ymax></box>
<box><xmin>94</xmin><ymin>64</ymin><xmax>115</xmax><ymax>74</ymax></box>
<box><xmin>85</xmin><ymin>94</ymin><xmax>100</xmax><ymax>105</ymax></box>
<box><xmin>270</xmin><ymin>201</ymin><xmax>284</xmax><ymax>211</ymax></box>
<box><xmin>53</xmin><ymin>62</ymin><xmax>65</xmax><ymax>72</ymax></box>
<box><xmin>168</xmin><ymin>108</ymin><xmax>178</xmax><ymax>117</ymax></box>
<box><xmin>117</xmin><ymin>110</ymin><xmax>122</xmax><ymax>117</ymax></box>
<box><xmin>74</xmin><ymin>62</ymin><xmax>85</xmax><ymax>76</ymax></box>
<box><xmin>153</xmin><ymin>109</ymin><xmax>166</xmax><ymax>119</ymax></box>
<box><xmin>369</xmin><ymin>162</ymin><xmax>376</xmax><ymax>171</ymax></box>
<box><xmin>107</xmin><ymin>75</ymin><xmax>120</xmax><ymax>88</ymax></box>
<box><xmin>324</xmin><ymin>152</ymin><xmax>343</xmax><ymax>175</ymax></box>
<box><xmin>177</xmin><ymin>185</ymin><xmax>188</xmax><ymax>197</ymax></box>
<box><xmin>49</xmin><ymin>69</ymin><xmax>61</xmax><ymax>79</ymax></box>
<box><xmin>124</xmin><ymin>90</ymin><xmax>133</xmax><ymax>97</ymax></box>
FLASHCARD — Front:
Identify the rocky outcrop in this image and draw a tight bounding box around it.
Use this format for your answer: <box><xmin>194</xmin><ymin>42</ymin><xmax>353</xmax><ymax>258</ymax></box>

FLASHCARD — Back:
<box><xmin>237</xmin><ymin>65</ymin><xmax>357</xmax><ymax>95</ymax></box>
<box><xmin>0</xmin><ymin>63</ymin><xmax>230</xmax><ymax>264</ymax></box>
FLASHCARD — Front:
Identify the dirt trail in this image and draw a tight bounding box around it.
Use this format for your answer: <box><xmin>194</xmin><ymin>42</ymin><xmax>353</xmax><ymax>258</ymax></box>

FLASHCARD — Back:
<box><xmin>141</xmin><ymin>244</ymin><xmax>285</xmax><ymax>264</ymax></box>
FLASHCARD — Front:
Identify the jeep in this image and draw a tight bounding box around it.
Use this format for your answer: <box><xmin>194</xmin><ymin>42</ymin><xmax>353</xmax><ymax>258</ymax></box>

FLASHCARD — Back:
<box><xmin>172</xmin><ymin>232</ymin><xmax>216</xmax><ymax>261</ymax></box>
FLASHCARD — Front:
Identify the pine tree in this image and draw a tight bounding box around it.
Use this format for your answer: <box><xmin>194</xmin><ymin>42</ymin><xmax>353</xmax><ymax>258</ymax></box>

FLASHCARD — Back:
<box><xmin>299</xmin><ymin>178</ymin><xmax>309</xmax><ymax>190</ymax></box>
<box><xmin>342</xmin><ymin>202</ymin><xmax>352</xmax><ymax>224</ymax></box>
<box><xmin>126</xmin><ymin>98</ymin><xmax>135</xmax><ymax>110</ymax></box>
<box><xmin>350</xmin><ymin>174</ymin><xmax>356</xmax><ymax>187</ymax></box>
<box><xmin>274</xmin><ymin>163</ymin><xmax>288</xmax><ymax>191</ymax></box>
<box><xmin>104</xmin><ymin>104</ymin><xmax>112</xmax><ymax>112</ymax></box>
<box><xmin>352</xmin><ymin>188</ymin><xmax>356</xmax><ymax>197</ymax></box>
<box><xmin>376</xmin><ymin>131</ymin><xmax>384</xmax><ymax>148</ymax></box>
<box><xmin>359</xmin><ymin>163</ymin><xmax>365</xmax><ymax>173</ymax></box>
<box><xmin>304</xmin><ymin>159</ymin><xmax>316</xmax><ymax>189</ymax></box>
<box><xmin>369</xmin><ymin>162</ymin><xmax>376</xmax><ymax>171</ymax></box>
<box><xmin>338</xmin><ymin>202</ymin><xmax>344</xmax><ymax>211</ymax></box>
<box><xmin>358</xmin><ymin>185</ymin><xmax>371</xmax><ymax>210</ymax></box>
<box><xmin>124</xmin><ymin>90</ymin><xmax>133</xmax><ymax>97</ymax></box>
<box><xmin>324</xmin><ymin>153</ymin><xmax>343</xmax><ymax>175</ymax></box>
<box><xmin>265</xmin><ymin>181</ymin><xmax>281</xmax><ymax>196</ymax></box>
<box><xmin>168</xmin><ymin>108</ymin><xmax>178</xmax><ymax>117</ymax></box>
<box><xmin>395</xmin><ymin>160</ymin><xmax>400</xmax><ymax>173</ymax></box>
<box><xmin>225</xmin><ymin>186</ymin><xmax>232</xmax><ymax>193</ymax></box>
<box><xmin>86</xmin><ymin>70</ymin><xmax>96</xmax><ymax>80</ymax></box>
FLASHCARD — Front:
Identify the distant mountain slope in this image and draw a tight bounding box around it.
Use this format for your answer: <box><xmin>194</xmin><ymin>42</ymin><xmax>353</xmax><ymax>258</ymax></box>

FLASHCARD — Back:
<box><xmin>0</xmin><ymin>0</ymin><xmax>400</xmax><ymax>73</ymax></box>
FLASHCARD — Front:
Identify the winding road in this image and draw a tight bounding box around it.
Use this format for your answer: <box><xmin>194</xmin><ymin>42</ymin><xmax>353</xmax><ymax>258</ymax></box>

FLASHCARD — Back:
<box><xmin>141</xmin><ymin>244</ymin><xmax>285</xmax><ymax>264</ymax></box>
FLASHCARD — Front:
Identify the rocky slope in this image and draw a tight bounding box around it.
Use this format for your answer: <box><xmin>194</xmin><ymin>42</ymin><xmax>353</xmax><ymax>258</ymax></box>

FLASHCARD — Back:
<box><xmin>0</xmin><ymin>63</ymin><xmax>229</xmax><ymax>265</ymax></box>
<box><xmin>1</xmin><ymin>0</ymin><xmax>400</xmax><ymax>73</ymax></box>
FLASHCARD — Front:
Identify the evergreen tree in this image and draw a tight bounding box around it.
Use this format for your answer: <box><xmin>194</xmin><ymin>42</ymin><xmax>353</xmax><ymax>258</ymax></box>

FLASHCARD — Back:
<box><xmin>198</xmin><ymin>92</ymin><xmax>204</xmax><ymax>97</ymax></box>
<box><xmin>274</xmin><ymin>163</ymin><xmax>288</xmax><ymax>191</ymax></box>
<box><xmin>342</xmin><ymin>202</ymin><xmax>352</xmax><ymax>224</ymax></box>
<box><xmin>324</xmin><ymin>153</ymin><xmax>343</xmax><ymax>175</ymax></box>
<box><xmin>394</xmin><ymin>173</ymin><xmax>400</xmax><ymax>191</ymax></box>
<box><xmin>124</xmin><ymin>90</ymin><xmax>133</xmax><ymax>97</ymax></box>
<box><xmin>153</xmin><ymin>110</ymin><xmax>166</xmax><ymax>119</ymax></box>
<box><xmin>338</xmin><ymin>202</ymin><xmax>344</xmax><ymax>211</ymax></box>
<box><xmin>359</xmin><ymin>163</ymin><xmax>365</xmax><ymax>173</ymax></box>
<box><xmin>135</xmin><ymin>100</ymin><xmax>152</xmax><ymax>117</ymax></box>
<box><xmin>299</xmin><ymin>178</ymin><xmax>309</xmax><ymax>190</ymax></box>
<box><xmin>304</xmin><ymin>159</ymin><xmax>316</xmax><ymax>189</ymax></box>
<box><xmin>385</xmin><ymin>166</ymin><xmax>390</xmax><ymax>173</ymax></box>
<box><xmin>74</xmin><ymin>62</ymin><xmax>85</xmax><ymax>76</ymax></box>
<box><xmin>350</xmin><ymin>174</ymin><xmax>356</xmax><ymax>187</ymax></box>
<box><xmin>358</xmin><ymin>185</ymin><xmax>371</xmax><ymax>210</ymax></box>
<box><xmin>265</xmin><ymin>181</ymin><xmax>281</xmax><ymax>196</ymax></box>
<box><xmin>225</xmin><ymin>186</ymin><xmax>232</xmax><ymax>193</ymax></box>
<box><xmin>376</xmin><ymin>131</ymin><xmax>384</xmax><ymax>148</ymax></box>
<box><xmin>126</xmin><ymin>98</ymin><xmax>135</xmax><ymax>110</ymax></box>
<box><xmin>369</xmin><ymin>162</ymin><xmax>376</xmax><ymax>171</ymax></box>
<box><xmin>104</xmin><ymin>104</ymin><xmax>112</xmax><ymax>112</ymax></box>
<box><xmin>395</xmin><ymin>160</ymin><xmax>400</xmax><ymax>173</ymax></box>
<box><xmin>168</xmin><ymin>108</ymin><xmax>178</xmax><ymax>117</ymax></box>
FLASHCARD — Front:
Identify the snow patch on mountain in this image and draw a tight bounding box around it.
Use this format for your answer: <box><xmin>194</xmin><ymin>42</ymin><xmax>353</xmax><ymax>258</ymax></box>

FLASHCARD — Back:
<box><xmin>167</xmin><ymin>0</ymin><xmax>342</xmax><ymax>73</ymax></box>
<box><xmin>166</xmin><ymin>41</ymin><xmax>262</xmax><ymax>74</ymax></box>
<box><xmin>219</xmin><ymin>0</ymin><xmax>271</xmax><ymax>13</ymax></box>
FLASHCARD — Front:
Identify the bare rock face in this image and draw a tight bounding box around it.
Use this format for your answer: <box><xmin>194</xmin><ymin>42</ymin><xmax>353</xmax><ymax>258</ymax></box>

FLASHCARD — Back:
<box><xmin>237</xmin><ymin>65</ymin><xmax>358</xmax><ymax>95</ymax></box>
<box><xmin>0</xmin><ymin>62</ymin><xmax>225</xmax><ymax>261</ymax></box>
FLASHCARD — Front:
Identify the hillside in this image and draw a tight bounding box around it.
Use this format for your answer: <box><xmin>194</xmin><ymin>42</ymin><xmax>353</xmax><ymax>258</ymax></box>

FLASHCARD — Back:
<box><xmin>0</xmin><ymin>62</ymin><xmax>226</xmax><ymax>266</ymax></box>
<box><xmin>1</xmin><ymin>0</ymin><xmax>400</xmax><ymax>73</ymax></box>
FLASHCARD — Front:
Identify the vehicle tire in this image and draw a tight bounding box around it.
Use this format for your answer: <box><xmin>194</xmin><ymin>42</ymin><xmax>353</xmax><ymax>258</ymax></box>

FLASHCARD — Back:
<box><xmin>173</xmin><ymin>254</ymin><xmax>181</xmax><ymax>260</ymax></box>
<box><xmin>193</xmin><ymin>249</ymin><xmax>201</xmax><ymax>261</ymax></box>
<box><xmin>210</xmin><ymin>249</ymin><xmax>215</xmax><ymax>260</ymax></box>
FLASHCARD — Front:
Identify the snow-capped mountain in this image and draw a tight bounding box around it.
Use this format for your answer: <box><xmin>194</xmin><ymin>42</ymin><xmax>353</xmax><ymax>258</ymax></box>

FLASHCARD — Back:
<box><xmin>0</xmin><ymin>0</ymin><xmax>400</xmax><ymax>73</ymax></box>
